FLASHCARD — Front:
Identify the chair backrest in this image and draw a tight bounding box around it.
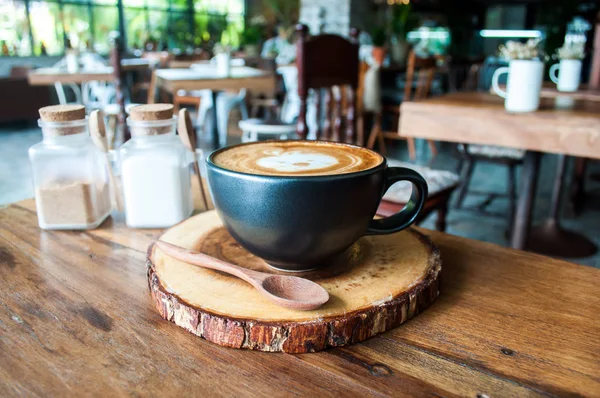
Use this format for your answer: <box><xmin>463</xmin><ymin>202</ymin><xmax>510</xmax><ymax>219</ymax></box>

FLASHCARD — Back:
<box><xmin>295</xmin><ymin>24</ymin><xmax>360</xmax><ymax>144</ymax></box>
<box><xmin>82</xmin><ymin>81</ymin><xmax>116</xmax><ymax>110</ymax></box>
<box><xmin>447</xmin><ymin>57</ymin><xmax>484</xmax><ymax>92</ymax></box>
<box><xmin>54</xmin><ymin>82</ymin><xmax>82</xmax><ymax>105</ymax></box>
<box><xmin>404</xmin><ymin>50</ymin><xmax>437</xmax><ymax>101</ymax></box>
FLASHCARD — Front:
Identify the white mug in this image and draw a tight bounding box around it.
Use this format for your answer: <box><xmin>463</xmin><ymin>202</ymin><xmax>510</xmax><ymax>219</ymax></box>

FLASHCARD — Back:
<box><xmin>549</xmin><ymin>59</ymin><xmax>582</xmax><ymax>92</ymax></box>
<box><xmin>492</xmin><ymin>60</ymin><xmax>544</xmax><ymax>113</ymax></box>
<box><xmin>215</xmin><ymin>53</ymin><xmax>231</xmax><ymax>77</ymax></box>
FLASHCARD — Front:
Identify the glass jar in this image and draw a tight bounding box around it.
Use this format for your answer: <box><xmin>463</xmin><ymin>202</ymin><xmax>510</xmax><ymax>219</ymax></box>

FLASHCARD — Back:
<box><xmin>119</xmin><ymin>116</ymin><xmax>193</xmax><ymax>228</ymax></box>
<box><xmin>29</xmin><ymin>117</ymin><xmax>111</xmax><ymax>230</ymax></box>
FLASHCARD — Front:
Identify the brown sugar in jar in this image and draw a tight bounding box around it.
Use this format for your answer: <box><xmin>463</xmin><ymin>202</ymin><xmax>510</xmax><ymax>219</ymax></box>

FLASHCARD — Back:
<box><xmin>29</xmin><ymin>105</ymin><xmax>111</xmax><ymax>230</ymax></box>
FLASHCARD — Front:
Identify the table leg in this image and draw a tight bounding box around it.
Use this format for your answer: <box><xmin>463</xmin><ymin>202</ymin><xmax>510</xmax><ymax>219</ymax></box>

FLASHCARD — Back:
<box><xmin>210</xmin><ymin>90</ymin><xmax>220</xmax><ymax>149</ymax></box>
<box><xmin>569</xmin><ymin>158</ymin><xmax>588</xmax><ymax>215</ymax></box>
<box><xmin>527</xmin><ymin>155</ymin><xmax>597</xmax><ymax>257</ymax></box>
<box><xmin>510</xmin><ymin>151</ymin><xmax>541</xmax><ymax>250</ymax></box>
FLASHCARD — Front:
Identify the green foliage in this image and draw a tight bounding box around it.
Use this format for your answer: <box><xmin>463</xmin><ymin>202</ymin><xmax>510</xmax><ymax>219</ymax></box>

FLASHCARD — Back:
<box><xmin>241</xmin><ymin>25</ymin><xmax>262</xmax><ymax>45</ymax></box>
<box><xmin>221</xmin><ymin>20</ymin><xmax>242</xmax><ymax>49</ymax></box>
<box><xmin>371</xmin><ymin>27</ymin><xmax>387</xmax><ymax>47</ymax></box>
<box><xmin>390</xmin><ymin>4</ymin><xmax>416</xmax><ymax>37</ymax></box>
<box><xmin>263</xmin><ymin>0</ymin><xmax>298</xmax><ymax>27</ymax></box>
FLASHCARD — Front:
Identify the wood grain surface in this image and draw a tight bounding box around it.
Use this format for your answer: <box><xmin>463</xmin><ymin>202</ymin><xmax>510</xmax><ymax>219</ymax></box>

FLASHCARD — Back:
<box><xmin>0</xmin><ymin>197</ymin><xmax>599</xmax><ymax>396</ymax></box>
<box><xmin>149</xmin><ymin>211</ymin><xmax>440</xmax><ymax>353</ymax></box>
<box><xmin>400</xmin><ymin>92</ymin><xmax>600</xmax><ymax>159</ymax></box>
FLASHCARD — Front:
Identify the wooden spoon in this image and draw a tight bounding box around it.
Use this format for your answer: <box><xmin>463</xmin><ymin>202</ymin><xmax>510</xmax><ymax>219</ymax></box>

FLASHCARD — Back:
<box><xmin>89</xmin><ymin>110</ymin><xmax>122</xmax><ymax>211</ymax></box>
<box><xmin>177</xmin><ymin>108</ymin><xmax>209</xmax><ymax>211</ymax></box>
<box><xmin>155</xmin><ymin>240</ymin><xmax>330</xmax><ymax>311</ymax></box>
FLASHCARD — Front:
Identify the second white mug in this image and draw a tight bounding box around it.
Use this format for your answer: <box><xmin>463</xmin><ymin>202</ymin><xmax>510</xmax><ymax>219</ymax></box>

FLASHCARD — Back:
<box><xmin>549</xmin><ymin>59</ymin><xmax>582</xmax><ymax>92</ymax></box>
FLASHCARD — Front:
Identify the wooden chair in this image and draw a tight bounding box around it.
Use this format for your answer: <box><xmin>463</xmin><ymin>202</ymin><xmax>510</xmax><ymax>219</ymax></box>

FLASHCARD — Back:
<box><xmin>366</xmin><ymin>50</ymin><xmax>438</xmax><ymax>160</ymax></box>
<box><xmin>246</xmin><ymin>58</ymin><xmax>282</xmax><ymax>119</ymax></box>
<box><xmin>295</xmin><ymin>24</ymin><xmax>361</xmax><ymax>143</ymax></box>
<box><xmin>451</xmin><ymin>61</ymin><xmax>524</xmax><ymax>232</ymax></box>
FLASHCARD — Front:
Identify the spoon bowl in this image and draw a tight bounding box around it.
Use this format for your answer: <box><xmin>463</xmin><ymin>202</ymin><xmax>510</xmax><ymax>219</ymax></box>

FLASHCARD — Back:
<box><xmin>260</xmin><ymin>275</ymin><xmax>329</xmax><ymax>311</ymax></box>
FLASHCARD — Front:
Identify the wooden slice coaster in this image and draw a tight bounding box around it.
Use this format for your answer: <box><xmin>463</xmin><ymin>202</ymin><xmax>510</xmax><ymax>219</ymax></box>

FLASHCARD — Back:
<box><xmin>147</xmin><ymin>210</ymin><xmax>441</xmax><ymax>353</ymax></box>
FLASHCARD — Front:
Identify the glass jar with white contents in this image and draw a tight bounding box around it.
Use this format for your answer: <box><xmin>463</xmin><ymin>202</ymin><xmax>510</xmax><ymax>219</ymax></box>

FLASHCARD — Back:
<box><xmin>119</xmin><ymin>104</ymin><xmax>193</xmax><ymax>228</ymax></box>
<box><xmin>29</xmin><ymin>105</ymin><xmax>111</xmax><ymax>230</ymax></box>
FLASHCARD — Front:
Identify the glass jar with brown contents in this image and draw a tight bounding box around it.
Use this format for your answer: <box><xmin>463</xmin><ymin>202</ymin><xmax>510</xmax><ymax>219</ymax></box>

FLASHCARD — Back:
<box><xmin>29</xmin><ymin>105</ymin><xmax>111</xmax><ymax>229</ymax></box>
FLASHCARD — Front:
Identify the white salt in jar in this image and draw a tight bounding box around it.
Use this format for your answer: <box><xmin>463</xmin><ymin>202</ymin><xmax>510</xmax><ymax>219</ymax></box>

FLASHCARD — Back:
<box><xmin>29</xmin><ymin>105</ymin><xmax>111</xmax><ymax>230</ymax></box>
<box><xmin>119</xmin><ymin>104</ymin><xmax>193</xmax><ymax>228</ymax></box>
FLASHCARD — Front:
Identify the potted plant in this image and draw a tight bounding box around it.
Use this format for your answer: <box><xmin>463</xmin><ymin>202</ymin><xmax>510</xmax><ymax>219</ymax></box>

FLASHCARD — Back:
<box><xmin>491</xmin><ymin>39</ymin><xmax>545</xmax><ymax>113</ymax></box>
<box><xmin>242</xmin><ymin>16</ymin><xmax>265</xmax><ymax>57</ymax></box>
<box><xmin>549</xmin><ymin>42</ymin><xmax>585</xmax><ymax>92</ymax></box>
<box><xmin>371</xmin><ymin>27</ymin><xmax>387</xmax><ymax>65</ymax></box>
<box><xmin>390</xmin><ymin>3</ymin><xmax>413</xmax><ymax>65</ymax></box>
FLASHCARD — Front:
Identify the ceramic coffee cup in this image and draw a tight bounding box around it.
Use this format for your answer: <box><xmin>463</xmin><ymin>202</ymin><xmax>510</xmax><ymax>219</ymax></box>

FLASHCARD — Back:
<box><xmin>491</xmin><ymin>59</ymin><xmax>544</xmax><ymax>113</ymax></box>
<box><xmin>549</xmin><ymin>59</ymin><xmax>582</xmax><ymax>92</ymax></box>
<box><xmin>206</xmin><ymin>140</ymin><xmax>428</xmax><ymax>272</ymax></box>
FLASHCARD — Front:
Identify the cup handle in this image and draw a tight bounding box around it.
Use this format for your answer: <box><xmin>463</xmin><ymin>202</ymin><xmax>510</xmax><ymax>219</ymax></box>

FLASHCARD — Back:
<box><xmin>491</xmin><ymin>67</ymin><xmax>509</xmax><ymax>99</ymax></box>
<box><xmin>549</xmin><ymin>63</ymin><xmax>560</xmax><ymax>84</ymax></box>
<box><xmin>366</xmin><ymin>167</ymin><xmax>428</xmax><ymax>235</ymax></box>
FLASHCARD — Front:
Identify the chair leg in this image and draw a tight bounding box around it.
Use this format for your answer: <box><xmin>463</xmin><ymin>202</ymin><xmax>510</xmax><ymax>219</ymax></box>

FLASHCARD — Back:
<box><xmin>427</xmin><ymin>140</ymin><xmax>438</xmax><ymax>160</ymax></box>
<box><xmin>173</xmin><ymin>98</ymin><xmax>180</xmax><ymax>114</ymax></box>
<box><xmin>366</xmin><ymin>124</ymin><xmax>379</xmax><ymax>149</ymax></box>
<box><xmin>239</xmin><ymin>101</ymin><xmax>249</xmax><ymax>120</ymax></box>
<box><xmin>377</xmin><ymin>133</ymin><xmax>386</xmax><ymax>155</ymax></box>
<box><xmin>456</xmin><ymin>157</ymin><xmax>464</xmax><ymax>174</ymax></box>
<box><xmin>407</xmin><ymin>138</ymin><xmax>417</xmax><ymax>160</ymax></box>
<box><xmin>455</xmin><ymin>159</ymin><xmax>475</xmax><ymax>209</ymax></box>
<box><xmin>435</xmin><ymin>203</ymin><xmax>449</xmax><ymax>232</ymax></box>
<box><xmin>507</xmin><ymin>163</ymin><xmax>517</xmax><ymax>235</ymax></box>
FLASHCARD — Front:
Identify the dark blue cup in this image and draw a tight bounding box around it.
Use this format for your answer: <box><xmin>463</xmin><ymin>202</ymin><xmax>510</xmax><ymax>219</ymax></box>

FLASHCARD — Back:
<box><xmin>206</xmin><ymin>141</ymin><xmax>428</xmax><ymax>272</ymax></box>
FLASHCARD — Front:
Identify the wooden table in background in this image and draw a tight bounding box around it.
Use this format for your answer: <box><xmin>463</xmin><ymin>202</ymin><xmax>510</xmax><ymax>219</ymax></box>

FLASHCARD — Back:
<box><xmin>1</xmin><ymin>190</ymin><xmax>599</xmax><ymax>396</ymax></box>
<box><xmin>400</xmin><ymin>92</ymin><xmax>600</xmax><ymax>251</ymax></box>
<box><xmin>154</xmin><ymin>65</ymin><xmax>275</xmax><ymax>149</ymax></box>
<box><xmin>27</xmin><ymin>59</ymin><xmax>152</xmax><ymax>86</ymax></box>
<box><xmin>154</xmin><ymin>65</ymin><xmax>275</xmax><ymax>94</ymax></box>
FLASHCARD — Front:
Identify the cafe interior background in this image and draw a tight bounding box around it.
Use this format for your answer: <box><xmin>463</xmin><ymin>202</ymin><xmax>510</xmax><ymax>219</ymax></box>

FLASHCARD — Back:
<box><xmin>1</xmin><ymin>0</ymin><xmax>599</xmax><ymax>266</ymax></box>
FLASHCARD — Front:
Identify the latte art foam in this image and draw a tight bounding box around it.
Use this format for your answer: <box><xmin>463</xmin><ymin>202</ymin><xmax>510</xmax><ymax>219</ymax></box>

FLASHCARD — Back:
<box><xmin>212</xmin><ymin>141</ymin><xmax>383</xmax><ymax>176</ymax></box>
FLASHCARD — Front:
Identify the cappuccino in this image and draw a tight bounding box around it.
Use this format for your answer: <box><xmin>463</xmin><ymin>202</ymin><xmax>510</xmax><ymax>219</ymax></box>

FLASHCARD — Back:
<box><xmin>211</xmin><ymin>141</ymin><xmax>383</xmax><ymax>176</ymax></box>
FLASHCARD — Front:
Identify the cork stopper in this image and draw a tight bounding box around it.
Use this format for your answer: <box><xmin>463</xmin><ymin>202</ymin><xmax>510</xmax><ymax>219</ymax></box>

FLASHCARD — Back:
<box><xmin>129</xmin><ymin>104</ymin><xmax>173</xmax><ymax>121</ymax></box>
<box><xmin>39</xmin><ymin>105</ymin><xmax>86</xmax><ymax>122</ymax></box>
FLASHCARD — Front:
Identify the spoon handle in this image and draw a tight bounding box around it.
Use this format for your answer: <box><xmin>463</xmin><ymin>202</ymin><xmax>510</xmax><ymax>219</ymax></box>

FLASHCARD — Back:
<box><xmin>89</xmin><ymin>110</ymin><xmax>122</xmax><ymax>211</ymax></box>
<box><xmin>155</xmin><ymin>240</ymin><xmax>266</xmax><ymax>286</ymax></box>
<box><xmin>178</xmin><ymin>109</ymin><xmax>209</xmax><ymax>211</ymax></box>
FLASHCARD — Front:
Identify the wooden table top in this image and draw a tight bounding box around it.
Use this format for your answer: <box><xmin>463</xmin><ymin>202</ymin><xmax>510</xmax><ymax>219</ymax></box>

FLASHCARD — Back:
<box><xmin>1</xmin><ymin>197</ymin><xmax>599</xmax><ymax>396</ymax></box>
<box><xmin>400</xmin><ymin>92</ymin><xmax>600</xmax><ymax>159</ymax></box>
<box><xmin>540</xmin><ymin>86</ymin><xmax>600</xmax><ymax>101</ymax></box>
<box><xmin>494</xmin><ymin>84</ymin><xmax>600</xmax><ymax>101</ymax></box>
<box><xmin>154</xmin><ymin>65</ymin><xmax>275</xmax><ymax>95</ymax></box>
<box><xmin>27</xmin><ymin>60</ymin><xmax>151</xmax><ymax>85</ymax></box>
